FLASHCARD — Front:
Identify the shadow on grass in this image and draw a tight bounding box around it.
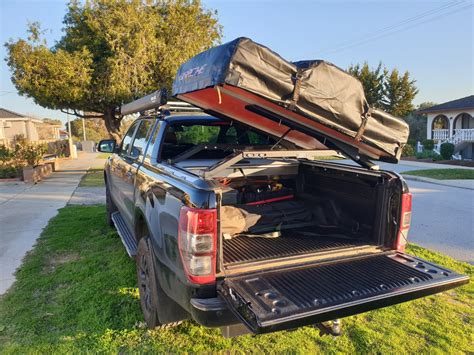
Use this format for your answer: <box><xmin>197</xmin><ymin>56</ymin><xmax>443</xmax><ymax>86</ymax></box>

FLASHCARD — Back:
<box><xmin>0</xmin><ymin>205</ymin><xmax>472</xmax><ymax>353</ymax></box>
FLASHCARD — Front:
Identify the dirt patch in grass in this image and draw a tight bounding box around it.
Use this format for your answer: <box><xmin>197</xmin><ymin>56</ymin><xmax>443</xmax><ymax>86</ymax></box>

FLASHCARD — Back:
<box><xmin>51</xmin><ymin>253</ymin><xmax>81</xmax><ymax>265</ymax></box>
<box><xmin>0</xmin><ymin>205</ymin><xmax>472</xmax><ymax>353</ymax></box>
<box><xmin>79</xmin><ymin>168</ymin><xmax>105</xmax><ymax>187</ymax></box>
<box><xmin>42</xmin><ymin>253</ymin><xmax>82</xmax><ymax>274</ymax></box>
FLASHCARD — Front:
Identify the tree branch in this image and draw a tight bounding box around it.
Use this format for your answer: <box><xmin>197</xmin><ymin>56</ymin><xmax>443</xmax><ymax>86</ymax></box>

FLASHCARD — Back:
<box><xmin>60</xmin><ymin>109</ymin><xmax>105</xmax><ymax>119</ymax></box>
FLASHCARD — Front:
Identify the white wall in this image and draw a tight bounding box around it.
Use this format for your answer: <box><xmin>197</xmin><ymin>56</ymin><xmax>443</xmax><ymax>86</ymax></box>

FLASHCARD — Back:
<box><xmin>426</xmin><ymin>109</ymin><xmax>474</xmax><ymax>139</ymax></box>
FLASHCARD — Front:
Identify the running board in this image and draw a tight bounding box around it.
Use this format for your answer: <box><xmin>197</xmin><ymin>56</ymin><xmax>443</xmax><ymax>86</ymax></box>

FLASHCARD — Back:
<box><xmin>111</xmin><ymin>212</ymin><xmax>137</xmax><ymax>257</ymax></box>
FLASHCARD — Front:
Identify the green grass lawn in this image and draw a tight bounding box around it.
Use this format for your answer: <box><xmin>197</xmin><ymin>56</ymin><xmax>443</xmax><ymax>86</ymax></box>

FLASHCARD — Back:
<box><xmin>402</xmin><ymin>168</ymin><xmax>474</xmax><ymax>180</ymax></box>
<box><xmin>79</xmin><ymin>168</ymin><xmax>105</xmax><ymax>187</ymax></box>
<box><xmin>0</xmin><ymin>205</ymin><xmax>472</xmax><ymax>353</ymax></box>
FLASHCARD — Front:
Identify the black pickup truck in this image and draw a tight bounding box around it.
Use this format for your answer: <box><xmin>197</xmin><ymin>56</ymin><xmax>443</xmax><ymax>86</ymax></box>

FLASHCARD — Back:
<box><xmin>98</xmin><ymin>38</ymin><xmax>468</xmax><ymax>336</ymax></box>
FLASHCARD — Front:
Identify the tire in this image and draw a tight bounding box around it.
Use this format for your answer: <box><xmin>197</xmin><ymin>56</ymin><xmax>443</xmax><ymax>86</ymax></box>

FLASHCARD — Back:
<box><xmin>136</xmin><ymin>237</ymin><xmax>182</xmax><ymax>329</ymax></box>
<box><xmin>106</xmin><ymin>184</ymin><xmax>117</xmax><ymax>227</ymax></box>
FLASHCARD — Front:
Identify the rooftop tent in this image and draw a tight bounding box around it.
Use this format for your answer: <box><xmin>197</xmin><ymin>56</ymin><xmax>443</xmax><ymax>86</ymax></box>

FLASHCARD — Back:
<box><xmin>172</xmin><ymin>37</ymin><xmax>409</xmax><ymax>163</ymax></box>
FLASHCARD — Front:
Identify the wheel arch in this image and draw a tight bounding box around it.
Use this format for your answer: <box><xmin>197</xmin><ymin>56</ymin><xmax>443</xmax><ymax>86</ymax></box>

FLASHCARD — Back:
<box><xmin>134</xmin><ymin>209</ymin><xmax>150</xmax><ymax>243</ymax></box>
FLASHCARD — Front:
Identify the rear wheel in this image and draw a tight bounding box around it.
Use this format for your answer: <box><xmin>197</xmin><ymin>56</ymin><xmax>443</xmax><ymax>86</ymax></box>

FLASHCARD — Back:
<box><xmin>136</xmin><ymin>237</ymin><xmax>182</xmax><ymax>329</ymax></box>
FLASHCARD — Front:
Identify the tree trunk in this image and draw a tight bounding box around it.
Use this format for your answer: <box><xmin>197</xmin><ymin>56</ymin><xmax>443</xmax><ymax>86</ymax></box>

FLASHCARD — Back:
<box><xmin>103</xmin><ymin>107</ymin><xmax>122</xmax><ymax>142</ymax></box>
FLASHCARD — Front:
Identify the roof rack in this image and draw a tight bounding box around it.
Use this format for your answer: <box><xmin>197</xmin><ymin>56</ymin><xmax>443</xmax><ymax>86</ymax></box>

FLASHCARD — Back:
<box><xmin>163</xmin><ymin>101</ymin><xmax>203</xmax><ymax>113</ymax></box>
<box><xmin>120</xmin><ymin>89</ymin><xmax>201</xmax><ymax>116</ymax></box>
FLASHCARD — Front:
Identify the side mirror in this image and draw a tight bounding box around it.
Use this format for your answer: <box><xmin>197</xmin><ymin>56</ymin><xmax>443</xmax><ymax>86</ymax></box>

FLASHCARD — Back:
<box><xmin>98</xmin><ymin>139</ymin><xmax>116</xmax><ymax>153</ymax></box>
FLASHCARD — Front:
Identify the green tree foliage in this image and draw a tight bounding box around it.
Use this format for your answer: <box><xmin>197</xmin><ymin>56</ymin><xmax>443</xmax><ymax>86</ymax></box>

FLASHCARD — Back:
<box><xmin>347</xmin><ymin>62</ymin><xmax>385</xmax><ymax>107</ymax></box>
<box><xmin>42</xmin><ymin>118</ymin><xmax>63</xmax><ymax>125</ymax></box>
<box><xmin>404</xmin><ymin>102</ymin><xmax>436</xmax><ymax>142</ymax></box>
<box><xmin>348</xmin><ymin>62</ymin><xmax>418</xmax><ymax>117</ymax></box>
<box><xmin>5</xmin><ymin>0</ymin><xmax>222</xmax><ymax>140</ymax></box>
<box><xmin>383</xmin><ymin>69</ymin><xmax>418</xmax><ymax>117</ymax></box>
<box><xmin>68</xmin><ymin>117</ymin><xmax>110</xmax><ymax>142</ymax></box>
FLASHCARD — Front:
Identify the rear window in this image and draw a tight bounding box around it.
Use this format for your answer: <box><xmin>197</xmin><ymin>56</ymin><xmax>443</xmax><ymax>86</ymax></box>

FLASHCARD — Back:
<box><xmin>161</xmin><ymin>121</ymin><xmax>276</xmax><ymax>160</ymax></box>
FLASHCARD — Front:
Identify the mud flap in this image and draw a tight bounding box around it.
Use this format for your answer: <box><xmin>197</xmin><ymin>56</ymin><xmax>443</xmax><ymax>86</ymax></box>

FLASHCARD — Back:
<box><xmin>218</xmin><ymin>253</ymin><xmax>469</xmax><ymax>334</ymax></box>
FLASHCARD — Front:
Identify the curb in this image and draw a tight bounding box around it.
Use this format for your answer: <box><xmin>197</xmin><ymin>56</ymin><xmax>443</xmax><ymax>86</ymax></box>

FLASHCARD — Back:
<box><xmin>399</xmin><ymin>160</ymin><xmax>474</xmax><ymax>170</ymax></box>
<box><xmin>402</xmin><ymin>175</ymin><xmax>474</xmax><ymax>191</ymax></box>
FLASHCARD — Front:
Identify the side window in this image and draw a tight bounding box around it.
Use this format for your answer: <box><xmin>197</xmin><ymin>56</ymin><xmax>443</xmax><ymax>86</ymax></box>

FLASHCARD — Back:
<box><xmin>145</xmin><ymin>121</ymin><xmax>161</xmax><ymax>162</ymax></box>
<box><xmin>119</xmin><ymin>121</ymin><xmax>140</xmax><ymax>156</ymax></box>
<box><xmin>130</xmin><ymin>120</ymin><xmax>154</xmax><ymax>160</ymax></box>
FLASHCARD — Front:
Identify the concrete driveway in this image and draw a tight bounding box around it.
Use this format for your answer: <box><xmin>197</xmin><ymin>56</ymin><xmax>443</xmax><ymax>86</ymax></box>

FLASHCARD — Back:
<box><xmin>0</xmin><ymin>153</ymin><xmax>102</xmax><ymax>295</ymax></box>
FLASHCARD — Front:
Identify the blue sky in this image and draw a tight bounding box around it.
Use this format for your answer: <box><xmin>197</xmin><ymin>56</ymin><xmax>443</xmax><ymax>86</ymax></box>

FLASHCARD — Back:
<box><xmin>0</xmin><ymin>0</ymin><xmax>472</xmax><ymax>123</ymax></box>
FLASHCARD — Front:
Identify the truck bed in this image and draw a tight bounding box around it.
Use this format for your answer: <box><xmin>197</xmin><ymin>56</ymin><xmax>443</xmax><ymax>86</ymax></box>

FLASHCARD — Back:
<box><xmin>223</xmin><ymin>234</ymin><xmax>372</xmax><ymax>266</ymax></box>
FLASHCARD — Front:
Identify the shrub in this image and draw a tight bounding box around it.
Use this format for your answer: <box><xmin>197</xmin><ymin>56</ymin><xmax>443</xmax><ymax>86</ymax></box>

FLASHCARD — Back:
<box><xmin>402</xmin><ymin>144</ymin><xmax>415</xmax><ymax>157</ymax></box>
<box><xmin>440</xmin><ymin>143</ymin><xmax>455</xmax><ymax>160</ymax></box>
<box><xmin>422</xmin><ymin>139</ymin><xmax>435</xmax><ymax>150</ymax></box>
<box><xmin>21</xmin><ymin>144</ymin><xmax>47</xmax><ymax>166</ymax></box>
<box><xmin>416</xmin><ymin>150</ymin><xmax>442</xmax><ymax>161</ymax></box>
<box><xmin>0</xmin><ymin>166</ymin><xmax>20</xmax><ymax>178</ymax></box>
<box><xmin>47</xmin><ymin>140</ymin><xmax>69</xmax><ymax>157</ymax></box>
<box><xmin>0</xmin><ymin>145</ymin><xmax>14</xmax><ymax>167</ymax></box>
<box><xmin>0</xmin><ymin>145</ymin><xmax>22</xmax><ymax>178</ymax></box>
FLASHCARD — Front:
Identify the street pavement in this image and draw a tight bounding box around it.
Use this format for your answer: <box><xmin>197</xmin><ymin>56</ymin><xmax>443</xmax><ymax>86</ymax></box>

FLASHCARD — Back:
<box><xmin>408</xmin><ymin>180</ymin><xmax>473</xmax><ymax>264</ymax></box>
<box><xmin>0</xmin><ymin>153</ymin><xmax>103</xmax><ymax>295</ymax></box>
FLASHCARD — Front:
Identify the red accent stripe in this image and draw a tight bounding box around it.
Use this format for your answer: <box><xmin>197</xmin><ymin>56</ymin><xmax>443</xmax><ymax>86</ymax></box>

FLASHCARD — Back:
<box><xmin>245</xmin><ymin>194</ymin><xmax>294</xmax><ymax>206</ymax></box>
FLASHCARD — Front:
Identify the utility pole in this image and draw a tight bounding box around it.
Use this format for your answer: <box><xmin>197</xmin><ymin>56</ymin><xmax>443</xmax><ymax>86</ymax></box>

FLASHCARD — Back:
<box><xmin>66</xmin><ymin>110</ymin><xmax>77</xmax><ymax>159</ymax></box>
<box><xmin>67</xmin><ymin>111</ymin><xmax>72</xmax><ymax>138</ymax></box>
<box><xmin>82</xmin><ymin>116</ymin><xmax>87</xmax><ymax>141</ymax></box>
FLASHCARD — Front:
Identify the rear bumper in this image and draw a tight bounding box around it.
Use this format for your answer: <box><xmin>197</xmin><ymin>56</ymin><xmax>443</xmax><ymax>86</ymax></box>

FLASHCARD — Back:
<box><xmin>190</xmin><ymin>297</ymin><xmax>239</xmax><ymax>328</ymax></box>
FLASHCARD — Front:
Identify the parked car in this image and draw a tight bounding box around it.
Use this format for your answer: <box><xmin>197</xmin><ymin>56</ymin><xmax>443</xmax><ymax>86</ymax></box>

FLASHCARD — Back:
<box><xmin>98</xmin><ymin>38</ymin><xmax>468</xmax><ymax>336</ymax></box>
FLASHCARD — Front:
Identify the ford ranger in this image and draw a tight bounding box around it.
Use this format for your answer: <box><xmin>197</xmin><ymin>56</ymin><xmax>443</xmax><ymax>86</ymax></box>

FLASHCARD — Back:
<box><xmin>97</xmin><ymin>38</ymin><xmax>468</xmax><ymax>336</ymax></box>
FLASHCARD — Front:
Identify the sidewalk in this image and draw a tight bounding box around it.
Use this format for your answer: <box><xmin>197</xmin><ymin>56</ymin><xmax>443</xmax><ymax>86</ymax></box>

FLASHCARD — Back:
<box><xmin>0</xmin><ymin>152</ymin><xmax>102</xmax><ymax>295</ymax></box>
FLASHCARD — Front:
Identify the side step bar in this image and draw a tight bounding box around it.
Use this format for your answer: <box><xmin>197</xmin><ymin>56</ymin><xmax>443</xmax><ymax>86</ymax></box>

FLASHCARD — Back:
<box><xmin>111</xmin><ymin>212</ymin><xmax>137</xmax><ymax>257</ymax></box>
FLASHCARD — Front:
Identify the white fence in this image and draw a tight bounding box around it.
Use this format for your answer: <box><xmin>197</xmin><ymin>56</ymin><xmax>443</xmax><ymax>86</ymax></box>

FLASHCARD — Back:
<box><xmin>432</xmin><ymin>129</ymin><xmax>449</xmax><ymax>141</ymax></box>
<box><xmin>452</xmin><ymin>129</ymin><xmax>474</xmax><ymax>144</ymax></box>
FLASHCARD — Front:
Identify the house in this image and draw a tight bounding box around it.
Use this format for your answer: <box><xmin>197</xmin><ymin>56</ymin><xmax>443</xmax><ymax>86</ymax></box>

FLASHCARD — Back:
<box><xmin>418</xmin><ymin>95</ymin><xmax>474</xmax><ymax>159</ymax></box>
<box><xmin>0</xmin><ymin>108</ymin><xmax>62</xmax><ymax>147</ymax></box>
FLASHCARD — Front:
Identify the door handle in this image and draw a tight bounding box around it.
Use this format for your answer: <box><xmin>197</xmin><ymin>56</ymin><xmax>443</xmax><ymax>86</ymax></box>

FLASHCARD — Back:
<box><xmin>126</xmin><ymin>169</ymin><xmax>133</xmax><ymax>178</ymax></box>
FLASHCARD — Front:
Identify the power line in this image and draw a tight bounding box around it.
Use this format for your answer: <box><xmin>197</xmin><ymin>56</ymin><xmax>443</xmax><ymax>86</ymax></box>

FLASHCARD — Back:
<box><xmin>320</xmin><ymin>0</ymin><xmax>465</xmax><ymax>54</ymax></box>
<box><xmin>319</xmin><ymin>1</ymin><xmax>471</xmax><ymax>56</ymax></box>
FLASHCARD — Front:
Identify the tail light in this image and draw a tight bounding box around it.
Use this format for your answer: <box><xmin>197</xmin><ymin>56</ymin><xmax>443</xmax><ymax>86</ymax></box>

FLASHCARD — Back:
<box><xmin>178</xmin><ymin>207</ymin><xmax>217</xmax><ymax>284</ymax></box>
<box><xmin>395</xmin><ymin>192</ymin><xmax>412</xmax><ymax>252</ymax></box>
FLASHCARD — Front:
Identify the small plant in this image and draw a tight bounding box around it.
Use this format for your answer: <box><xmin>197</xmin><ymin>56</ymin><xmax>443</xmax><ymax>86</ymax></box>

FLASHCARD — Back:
<box><xmin>440</xmin><ymin>143</ymin><xmax>455</xmax><ymax>160</ymax></box>
<box><xmin>422</xmin><ymin>139</ymin><xmax>435</xmax><ymax>150</ymax></box>
<box><xmin>402</xmin><ymin>144</ymin><xmax>415</xmax><ymax>157</ymax></box>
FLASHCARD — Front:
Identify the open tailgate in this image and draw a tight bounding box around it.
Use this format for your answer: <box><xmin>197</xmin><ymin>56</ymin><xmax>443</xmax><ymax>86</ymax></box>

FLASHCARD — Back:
<box><xmin>218</xmin><ymin>253</ymin><xmax>468</xmax><ymax>334</ymax></box>
<box><xmin>173</xmin><ymin>37</ymin><xmax>409</xmax><ymax>162</ymax></box>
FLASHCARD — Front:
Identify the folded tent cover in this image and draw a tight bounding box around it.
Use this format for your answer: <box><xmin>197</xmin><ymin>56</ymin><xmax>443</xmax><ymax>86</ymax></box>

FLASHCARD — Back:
<box><xmin>172</xmin><ymin>37</ymin><xmax>409</xmax><ymax>162</ymax></box>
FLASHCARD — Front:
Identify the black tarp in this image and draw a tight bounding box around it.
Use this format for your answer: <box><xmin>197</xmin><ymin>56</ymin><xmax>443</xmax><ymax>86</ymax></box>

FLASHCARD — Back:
<box><xmin>172</xmin><ymin>37</ymin><xmax>409</xmax><ymax>161</ymax></box>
